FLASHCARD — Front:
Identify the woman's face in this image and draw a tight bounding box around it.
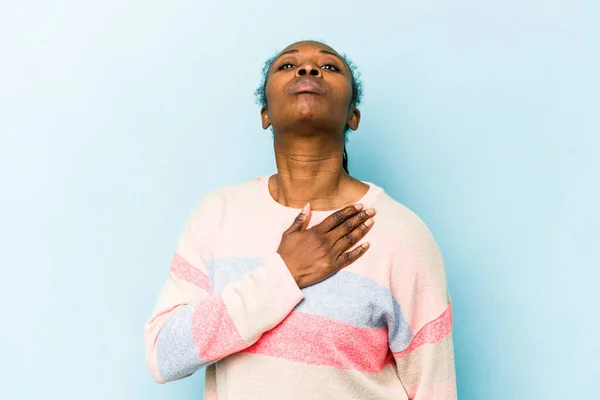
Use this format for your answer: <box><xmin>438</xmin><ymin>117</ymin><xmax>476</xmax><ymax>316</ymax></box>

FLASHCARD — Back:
<box><xmin>261</xmin><ymin>41</ymin><xmax>360</xmax><ymax>136</ymax></box>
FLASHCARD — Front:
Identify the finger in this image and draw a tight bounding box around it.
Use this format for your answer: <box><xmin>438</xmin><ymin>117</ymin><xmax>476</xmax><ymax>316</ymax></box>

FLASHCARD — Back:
<box><xmin>327</xmin><ymin>208</ymin><xmax>374</xmax><ymax>243</ymax></box>
<box><xmin>313</xmin><ymin>204</ymin><xmax>363</xmax><ymax>234</ymax></box>
<box><xmin>332</xmin><ymin>218</ymin><xmax>374</xmax><ymax>256</ymax></box>
<box><xmin>285</xmin><ymin>203</ymin><xmax>312</xmax><ymax>234</ymax></box>
<box><xmin>334</xmin><ymin>242</ymin><xmax>370</xmax><ymax>270</ymax></box>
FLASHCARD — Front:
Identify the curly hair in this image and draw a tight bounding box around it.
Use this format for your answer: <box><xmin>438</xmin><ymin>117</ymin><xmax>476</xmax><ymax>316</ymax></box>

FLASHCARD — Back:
<box><xmin>254</xmin><ymin>44</ymin><xmax>364</xmax><ymax>174</ymax></box>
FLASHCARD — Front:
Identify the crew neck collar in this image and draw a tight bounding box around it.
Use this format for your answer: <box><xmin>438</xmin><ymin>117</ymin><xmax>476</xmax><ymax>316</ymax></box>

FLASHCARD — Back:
<box><xmin>258</xmin><ymin>173</ymin><xmax>384</xmax><ymax>217</ymax></box>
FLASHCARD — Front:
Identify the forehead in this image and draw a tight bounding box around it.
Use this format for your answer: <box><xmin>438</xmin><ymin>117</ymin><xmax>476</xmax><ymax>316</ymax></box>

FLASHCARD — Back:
<box><xmin>278</xmin><ymin>41</ymin><xmax>342</xmax><ymax>58</ymax></box>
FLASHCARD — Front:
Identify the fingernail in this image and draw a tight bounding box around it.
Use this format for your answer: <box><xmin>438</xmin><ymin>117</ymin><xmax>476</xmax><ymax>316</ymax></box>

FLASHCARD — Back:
<box><xmin>355</xmin><ymin>204</ymin><xmax>364</xmax><ymax>211</ymax></box>
<box><xmin>301</xmin><ymin>203</ymin><xmax>310</xmax><ymax>215</ymax></box>
<box><xmin>365</xmin><ymin>219</ymin><xmax>373</xmax><ymax>227</ymax></box>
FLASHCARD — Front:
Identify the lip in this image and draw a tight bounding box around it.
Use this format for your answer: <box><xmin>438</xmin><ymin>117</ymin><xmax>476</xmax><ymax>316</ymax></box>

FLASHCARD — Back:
<box><xmin>289</xmin><ymin>78</ymin><xmax>326</xmax><ymax>95</ymax></box>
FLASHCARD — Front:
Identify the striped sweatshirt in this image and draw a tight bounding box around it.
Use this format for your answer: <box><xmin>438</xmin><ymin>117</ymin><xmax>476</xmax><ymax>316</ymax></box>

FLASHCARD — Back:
<box><xmin>144</xmin><ymin>174</ymin><xmax>457</xmax><ymax>399</ymax></box>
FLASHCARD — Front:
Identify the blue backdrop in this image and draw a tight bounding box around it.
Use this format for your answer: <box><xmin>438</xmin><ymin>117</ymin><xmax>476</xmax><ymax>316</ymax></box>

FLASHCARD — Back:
<box><xmin>1</xmin><ymin>1</ymin><xmax>598</xmax><ymax>399</ymax></box>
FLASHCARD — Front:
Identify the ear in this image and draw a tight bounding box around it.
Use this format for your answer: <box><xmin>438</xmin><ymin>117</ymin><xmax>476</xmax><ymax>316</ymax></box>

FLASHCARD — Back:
<box><xmin>346</xmin><ymin>107</ymin><xmax>361</xmax><ymax>131</ymax></box>
<box><xmin>260</xmin><ymin>106</ymin><xmax>271</xmax><ymax>130</ymax></box>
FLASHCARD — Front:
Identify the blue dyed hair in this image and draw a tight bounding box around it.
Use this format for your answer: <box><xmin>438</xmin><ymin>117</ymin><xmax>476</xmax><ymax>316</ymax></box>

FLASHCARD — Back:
<box><xmin>254</xmin><ymin>44</ymin><xmax>364</xmax><ymax>174</ymax></box>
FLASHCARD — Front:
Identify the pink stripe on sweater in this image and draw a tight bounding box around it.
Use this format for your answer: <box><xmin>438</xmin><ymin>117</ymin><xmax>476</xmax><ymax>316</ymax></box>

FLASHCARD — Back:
<box><xmin>170</xmin><ymin>253</ymin><xmax>210</xmax><ymax>292</ymax></box>
<box><xmin>394</xmin><ymin>303</ymin><xmax>452</xmax><ymax>359</ymax></box>
<box><xmin>242</xmin><ymin>311</ymin><xmax>392</xmax><ymax>373</ymax></box>
<box><xmin>192</xmin><ymin>295</ymin><xmax>247</xmax><ymax>362</ymax></box>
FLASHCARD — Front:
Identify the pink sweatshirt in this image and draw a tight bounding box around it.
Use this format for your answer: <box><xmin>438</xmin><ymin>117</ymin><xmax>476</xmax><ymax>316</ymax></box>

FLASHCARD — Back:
<box><xmin>144</xmin><ymin>174</ymin><xmax>456</xmax><ymax>399</ymax></box>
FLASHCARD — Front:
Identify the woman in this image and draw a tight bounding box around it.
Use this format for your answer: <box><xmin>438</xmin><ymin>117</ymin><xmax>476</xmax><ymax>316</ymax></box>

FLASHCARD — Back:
<box><xmin>144</xmin><ymin>40</ymin><xmax>456</xmax><ymax>399</ymax></box>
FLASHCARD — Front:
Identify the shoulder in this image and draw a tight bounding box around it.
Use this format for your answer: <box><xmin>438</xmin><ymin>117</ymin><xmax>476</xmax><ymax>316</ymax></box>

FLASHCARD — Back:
<box><xmin>370</xmin><ymin>191</ymin><xmax>446</xmax><ymax>280</ymax></box>
<box><xmin>371</xmin><ymin>191</ymin><xmax>440</xmax><ymax>250</ymax></box>
<box><xmin>372</xmin><ymin>194</ymin><xmax>451</xmax><ymax>333</ymax></box>
<box><xmin>185</xmin><ymin>177</ymin><xmax>261</xmax><ymax>250</ymax></box>
<box><xmin>189</xmin><ymin>176</ymin><xmax>261</xmax><ymax>220</ymax></box>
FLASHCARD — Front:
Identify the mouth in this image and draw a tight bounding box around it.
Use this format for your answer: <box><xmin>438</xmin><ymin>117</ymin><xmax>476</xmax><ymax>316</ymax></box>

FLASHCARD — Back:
<box><xmin>289</xmin><ymin>78</ymin><xmax>326</xmax><ymax>95</ymax></box>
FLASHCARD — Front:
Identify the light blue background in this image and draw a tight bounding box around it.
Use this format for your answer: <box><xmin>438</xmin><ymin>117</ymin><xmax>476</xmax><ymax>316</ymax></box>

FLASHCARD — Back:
<box><xmin>1</xmin><ymin>1</ymin><xmax>598</xmax><ymax>399</ymax></box>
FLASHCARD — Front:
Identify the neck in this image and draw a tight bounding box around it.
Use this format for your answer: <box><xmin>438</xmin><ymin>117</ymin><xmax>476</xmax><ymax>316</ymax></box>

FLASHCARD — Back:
<box><xmin>269</xmin><ymin>134</ymin><xmax>363</xmax><ymax>210</ymax></box>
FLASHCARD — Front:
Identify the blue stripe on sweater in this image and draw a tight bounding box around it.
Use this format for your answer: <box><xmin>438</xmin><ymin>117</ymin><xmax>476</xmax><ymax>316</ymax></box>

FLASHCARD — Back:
<box><xmin>207</xmin><ymin>256</ymin><xmax>414</xmax><ymax>352</ymax></box>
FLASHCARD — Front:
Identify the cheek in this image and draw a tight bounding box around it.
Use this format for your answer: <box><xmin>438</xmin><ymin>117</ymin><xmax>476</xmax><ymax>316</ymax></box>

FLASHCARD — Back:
<box><xmin>264</xmin><ymin>75</ymin><xmax>285</xmax><ymax>104</ymax></box>
<box><xmin>328</xmin><ymin>79</ymin><xmax>353</xmax><ymax>108</ymax></box>
<box><xmin>265</xmin><ymin>84</ymin><xmax>292</xmax><ymax>116</ymax></box>
<box><xmin>341</xmin><ymin>81</ymin><xmax>354</xmax><ymax>107</ymax></box>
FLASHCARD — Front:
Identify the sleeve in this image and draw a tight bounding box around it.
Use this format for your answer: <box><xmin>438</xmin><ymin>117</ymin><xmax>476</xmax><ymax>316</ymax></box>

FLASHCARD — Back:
<box><xmin>388</xmin><ymin>216</ymin><xmax>457</xmax><ymax>399</ymax></box>
<box><xmin>143</xmin><ymin>193</ymin><xmax>305</xmax><ymax>384</ymax></box>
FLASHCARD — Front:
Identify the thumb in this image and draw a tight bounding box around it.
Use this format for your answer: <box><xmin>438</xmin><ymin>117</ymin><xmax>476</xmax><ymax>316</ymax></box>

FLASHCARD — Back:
<box><xmin>287</xmin><ymin>202</ymin><xmax>311</xmax><ymax>233</ymax></box>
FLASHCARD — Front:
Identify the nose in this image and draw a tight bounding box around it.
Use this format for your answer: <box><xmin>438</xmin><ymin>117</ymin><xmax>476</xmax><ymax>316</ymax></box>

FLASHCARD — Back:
<box><xmin>296</xmin><ymin>62</ymin><xmax>322</xmax><ymax>78</ymax></box>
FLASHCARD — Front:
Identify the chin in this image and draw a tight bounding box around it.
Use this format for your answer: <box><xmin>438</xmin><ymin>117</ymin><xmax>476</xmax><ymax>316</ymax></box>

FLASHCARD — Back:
<box><xmin>271</xmin><ymin>102</ymin><xmax>341</xmax><ymax>132</ymax></box>
<box><xmin>292</xmin><ymin>100</ymin><xmax>326</xmax><ymax>121</ymax></box>
<box><xmin>293</xmin><ymin>111</ymin><xmax>330</xmax><ymax>128</ymax></box>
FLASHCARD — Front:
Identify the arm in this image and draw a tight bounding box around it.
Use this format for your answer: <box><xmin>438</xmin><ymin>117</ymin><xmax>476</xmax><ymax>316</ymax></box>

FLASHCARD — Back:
<box><xmin>144</xmin><ymin>194</ymin><xmax>304</xmax><ymax>383</ymax></box>
<box><xmin>388</xmin><ymin>218</ymin><xmax>457</xmax><ymax>399</ymax></box>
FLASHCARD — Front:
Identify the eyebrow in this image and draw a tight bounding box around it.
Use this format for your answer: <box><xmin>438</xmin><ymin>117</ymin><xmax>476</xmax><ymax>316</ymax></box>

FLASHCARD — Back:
<box><xmin>275</xmin><ymin>48</ymin><xmax>343</xmax><ymax>61</ymax></box>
